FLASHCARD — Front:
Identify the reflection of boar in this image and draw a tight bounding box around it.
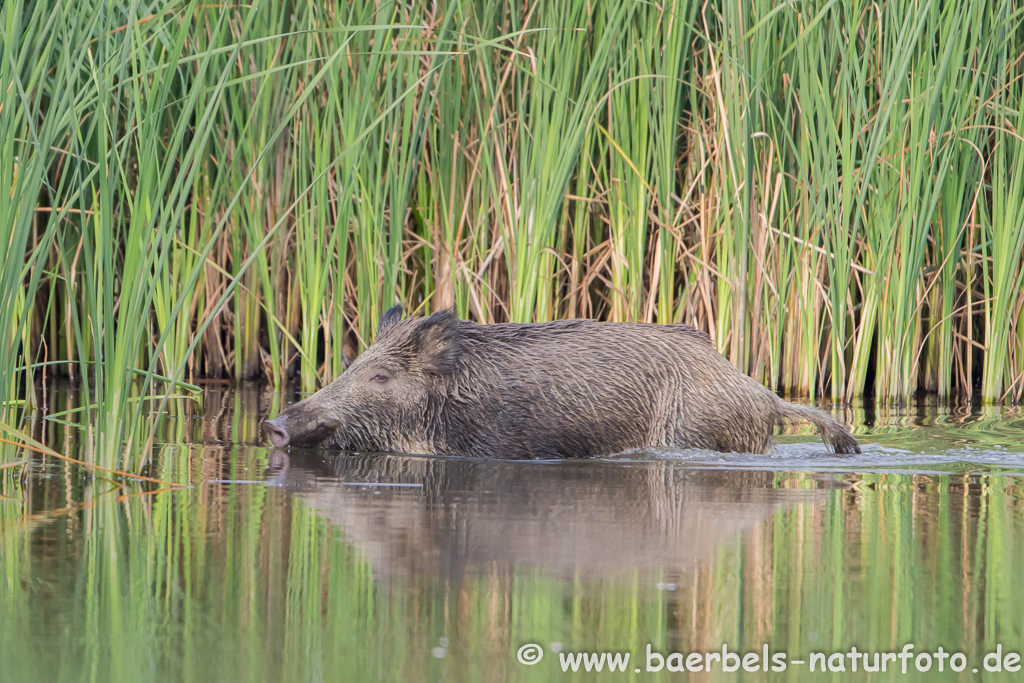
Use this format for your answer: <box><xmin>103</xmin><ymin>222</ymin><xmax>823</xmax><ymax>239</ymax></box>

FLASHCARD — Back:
<box><xmin>266</xmin><ymin>452</ymin><xmax>832</xmax><ymax>577</ymax></box>
<box><xmin>263</xmin><ymin>305</ymin><xmax>860</xmax><ymax>458</ymax></box>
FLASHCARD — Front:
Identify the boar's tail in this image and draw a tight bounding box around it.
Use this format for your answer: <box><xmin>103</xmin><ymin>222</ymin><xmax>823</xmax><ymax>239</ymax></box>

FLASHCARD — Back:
<box><xmin>776</xmin><ymin>401</ymin><xmax>861</xmax><ymax>455</ymax></box>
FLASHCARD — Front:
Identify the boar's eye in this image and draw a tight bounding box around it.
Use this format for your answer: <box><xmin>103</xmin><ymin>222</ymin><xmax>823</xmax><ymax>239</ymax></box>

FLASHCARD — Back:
<box><xmin>369</xmin><ymin>373</ymin><xmax>390</xmax><ymax>385</ymax></box>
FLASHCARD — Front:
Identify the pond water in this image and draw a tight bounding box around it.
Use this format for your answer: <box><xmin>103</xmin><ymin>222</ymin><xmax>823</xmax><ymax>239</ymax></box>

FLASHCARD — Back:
<box><xmin>2</xmin><ymin>385</ymin><xmax>1023</xmax><ymax>682</ymax></box>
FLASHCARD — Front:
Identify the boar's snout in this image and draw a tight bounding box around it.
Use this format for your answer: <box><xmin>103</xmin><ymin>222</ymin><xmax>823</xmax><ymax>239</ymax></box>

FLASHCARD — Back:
<box><xmin>263</xmin><ymin>416</ymin><xmax>290</xmax><ymax>448</ymax></box>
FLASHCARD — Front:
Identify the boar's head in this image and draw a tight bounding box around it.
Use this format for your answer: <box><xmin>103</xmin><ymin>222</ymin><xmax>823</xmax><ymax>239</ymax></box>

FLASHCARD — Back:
<box><xmin>262</xmin><ymin>304</ymin><xmax>459</xmax><ymax>452</ymax></box>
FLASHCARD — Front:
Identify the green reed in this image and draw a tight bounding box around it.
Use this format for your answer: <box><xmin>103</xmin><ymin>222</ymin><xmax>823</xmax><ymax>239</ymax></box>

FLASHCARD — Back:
<box><xmin>980</xmin><ymin>8</ymin><xmax>1024</xmax><ymax>403</ymax></box>
<box><xmin>4</xmin><ymin>0</ymin><xmax>1024</xmax><ymax>471</ymax></box>
<box><xmin>605</xmin><ymin>14</ymin><xmax>651</xmax><ymax>323</ymax></box>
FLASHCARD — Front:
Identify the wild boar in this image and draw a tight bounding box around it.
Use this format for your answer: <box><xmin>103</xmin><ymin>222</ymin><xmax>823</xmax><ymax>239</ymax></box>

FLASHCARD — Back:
<box><xmin>262</xmin><ymin>305</ymin><xmax>861</xmax><ymax>458</ymax></box>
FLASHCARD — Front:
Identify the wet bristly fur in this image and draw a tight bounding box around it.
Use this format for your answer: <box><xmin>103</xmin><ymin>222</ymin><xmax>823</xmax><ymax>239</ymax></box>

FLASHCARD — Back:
<box><xmin>268</xmin><ymin>305</ymin><xmax>861</xmax><ymax>458</ymax></box>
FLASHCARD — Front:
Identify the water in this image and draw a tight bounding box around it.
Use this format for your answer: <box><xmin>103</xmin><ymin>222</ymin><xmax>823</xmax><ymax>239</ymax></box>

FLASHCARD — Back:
<box><xmin>2</xmin><ymin>385</ymin><xmax>1023</xmax><ymax>682</ymax></box>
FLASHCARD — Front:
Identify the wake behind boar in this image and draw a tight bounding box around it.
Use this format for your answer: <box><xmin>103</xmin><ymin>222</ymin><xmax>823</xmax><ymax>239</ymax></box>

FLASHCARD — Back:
<box><xmin>263</xmin><ymin>305</ymin><xmax>861</xmax><ymax>458</ymax></box>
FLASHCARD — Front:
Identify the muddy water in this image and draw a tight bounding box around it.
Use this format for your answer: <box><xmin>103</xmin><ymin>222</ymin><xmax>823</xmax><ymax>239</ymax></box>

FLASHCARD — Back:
<box><xmin>1</xmin><ymin>385</ymin><xmax>1023</xmax><ymax>682</ymax></box>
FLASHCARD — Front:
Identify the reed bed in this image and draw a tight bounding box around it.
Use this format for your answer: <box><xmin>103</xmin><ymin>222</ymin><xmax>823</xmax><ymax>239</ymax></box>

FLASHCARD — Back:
<box><xmin>4</xmin><ymin>0</ymin><xmax>1024</xmax><ymax>455</ymax></box>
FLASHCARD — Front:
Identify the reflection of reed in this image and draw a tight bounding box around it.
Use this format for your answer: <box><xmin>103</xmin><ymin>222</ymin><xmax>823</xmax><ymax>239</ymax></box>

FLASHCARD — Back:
<box><xmin>2</xmin><ymin>388</ymin><xmax>1024</xmax><ymax>682</ymax></box>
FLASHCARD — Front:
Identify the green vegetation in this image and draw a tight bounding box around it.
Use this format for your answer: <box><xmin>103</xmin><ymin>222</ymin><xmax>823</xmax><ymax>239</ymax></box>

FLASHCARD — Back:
<box><xmin>4</xmin><ymin>0</ymin><xmax>1024</xmax><ymax>465</ymax></box>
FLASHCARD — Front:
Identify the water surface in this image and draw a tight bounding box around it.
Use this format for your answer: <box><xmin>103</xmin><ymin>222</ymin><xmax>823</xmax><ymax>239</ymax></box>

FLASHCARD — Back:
<box><xmin>2</xmin><ymin>385</ymin><xmax>1023</xmax><ymax>682</ymax></box>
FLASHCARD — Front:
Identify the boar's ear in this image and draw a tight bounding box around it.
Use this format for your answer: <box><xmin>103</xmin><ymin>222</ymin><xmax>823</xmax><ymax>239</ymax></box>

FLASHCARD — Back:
<box><xmin>377</xmin><ymin>304</ymin><xmax>404</xmax><ymax>337</ymax></box>
<box><xmin>412</xmin><ymin>309</ymin><xmax>460</xmax><ymax>376</ymax></box>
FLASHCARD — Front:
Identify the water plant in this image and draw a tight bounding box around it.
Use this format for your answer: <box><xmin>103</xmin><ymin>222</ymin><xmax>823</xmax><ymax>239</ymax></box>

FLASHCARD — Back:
<box><xmin>3</xmin><ymin>0</ymin><xmax>1024</xmax><ymax>470</ymax></box>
